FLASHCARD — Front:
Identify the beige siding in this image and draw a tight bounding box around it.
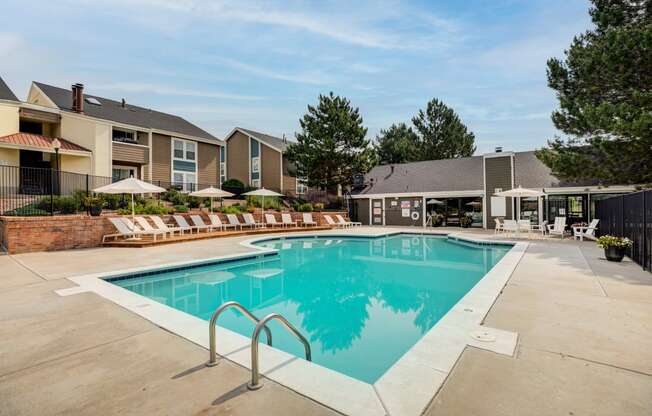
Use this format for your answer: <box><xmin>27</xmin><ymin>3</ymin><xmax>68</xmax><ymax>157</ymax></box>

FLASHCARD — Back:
<box><xmin>226</xmin><ymin>131</ymin><xmax>249</xmax><ymax>184</ymax></box>
<box><xmin>59</xmin><ymin>114</ymin><xmax>111</xmax><ymax>176</ymax></box>
<box><xmin>198</xmin><ymin>142</ymin><xmax>219</xmax><ymax>185</ymax></box>
<box><xmin>0</xmin><ymin>104</ymin><xmax>20</xmax><ymax>137</ymax></box>
<box><xmin>151</xmin><ymin>133</ymin><xmax>171</xmax><ymax>183</ymax></box>
<box><xmin>261</xmin><ymin>144</ymin><xmax>281</xmax><ymax>191</ymax></box>
<box><xmin>112</xmin><ymin>142</ymin><xmax>149</xmax><ymax>164</ymax></box>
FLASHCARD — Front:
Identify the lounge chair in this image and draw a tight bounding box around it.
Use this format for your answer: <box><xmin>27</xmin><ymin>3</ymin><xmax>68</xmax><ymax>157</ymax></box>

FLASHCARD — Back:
<box><xmin>190</xmin><ymin>215</ymin><xmax>220</xmax><ymax>232</ymax></box>
<box><xmin>104</xmin><ymin>217</ymin><xmax>160</xmax><ymax>242</ymax></box>
<box><xmin>243</xmin><ymin>213</ymin><xmax>265</xmax><ymax>228</ymax></box>
<box><xmin>281</xmin><ymin>213</ymin><xmax>298</xmax><ymax>228</ymax></box>
<box><xmin>573</xmin><ymin>219</ymin><xmax>599</xmax><ymax>241</ymax></box>
<box><xmin>226</xmin><ymin>214</ymin><xmax>245</xmax><ymax>230</ymax></box>
<box><xmin>324</xmin><ymin>215</ymin><xmax>346</xmax><ymax>228</ymax></box>
<box><xmin>207</xmin><ymin>214</ymin><xmax>237</xmax><ymax>231</ymax></box>
<box><xmin>265</xmin><ymin>214</ymin><xmax>284</xmax><ymax>228</ymax></box>
<box><xmin>494</xmin><ymin>218</ymin><xmax>505</xmax><ymax>234</ymax></box>
<box><xmin>301</xmin><ymin>213</ymin><xmax>318</xmax><ymax>227</ymax></box>
<box><xmin>336</xmin><ymin>214</ymin><xmax>361</xmax><ymax>227</ymax></box>
<box><xmin>173</xmin><ymin>215</ymin><xmax>203</xmax><ymax>233</ymax></box>
<box><xmin>149</xmin><ymin>216</ymin><xmax>185</xmax><ymax>236</ymax></box>
<box><xmin>548</xmin><ymin>217</ymin><xmax>567</xmax><ymax>239</ymax></box>
<box><xmin>502</xmin><ymin>219</ymin><xmax>518</xmax><ymax>237</ymax></box>
<box><xmin>133</xmin><ymin>217</ymin><xmax>170</xmax><ymax>239</ymax></box>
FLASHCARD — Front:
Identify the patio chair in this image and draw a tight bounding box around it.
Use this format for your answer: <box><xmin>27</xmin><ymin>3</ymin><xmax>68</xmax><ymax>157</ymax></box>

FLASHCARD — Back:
<box><xmin>173</xmin><ymin>215</ymin><xmax>203</xmax><ymax>233</ymax></box>
<box><xmin>281</xmin><ymin>213</ymin><xmax>298</xmax><ymax>228</ymax></box>
<box><xmin>324</xmin><ymin>215</ymin><xmax>346</xmax><ymax>228</ymax></box>
<box><xmin>530</xmin><ymin>220</ymin><xmax>548</xmax><ymax>238</ymax></box>
<box><xmin>243</xmin><ymin>213</ymin><xmax>265</xmax><ymax>228</ymax></box>
<box><xmin>133</xmin><ymin>216</ymin><xmax>170</xmax><ymax>239</ymax></box>
<box><xmin>502</xmin><ymin>219</ymin><xmax>518</xmax><ymax>237</ymax></box>
<box><xmin>265</xmin><ymin>213</ymin><xmax>284</xmax><ymax>228</ymax></box>
<box><xmin>494</xmin><ymin>218</ymin><xmax>504</xmax><ymax>234</ymax></box>
<box><xmin>121</xmin><ymin>217</ymin><xmax>166</xmax><ymax>241</ymax></box>
<box><xmin>548</xmin><ymin>217</ymin><xmax>567</xmax><ymax>239</ymax></box>
<box><xmin>573</xmin><ymin>219</ymin><xmax>599</xmax><ymax>241</ymax></box>
<box><xmin>103</xmin><ymin>217</ymin><xmax>141</xmax><ymax>242</ymax></box>
<box><xmin>226</xmin><ymin>214</ymin><xmax>246</xmax><ymax>229</ymax></box>
<box><xmin>336</xmin><ymin>214</ymin><xmax>361</xmax><ymax>227</ymax></box>
<box><xmin>301</xmin><ymin>213</ymin><xmax>318</xmax><ymax>227</ymax></box>
<box><xmin>149</xmin><ymin>216</ymin><xmax>185</xmax><ymax>236</ymax></box>
<box><xmin>190</xmin><ymin>215</ymin><xmax>219</xmax><ymax>232</ymax></box>
<box><xmin>207</xmin><ymin>214</ymin><xmax>238</xmax><ymax>231</ymax></box>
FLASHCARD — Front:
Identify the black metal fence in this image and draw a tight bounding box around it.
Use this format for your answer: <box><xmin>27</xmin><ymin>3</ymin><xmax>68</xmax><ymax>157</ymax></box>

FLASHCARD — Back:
<box><xmin>595</xmin><ymin>190</ymin><xmax>652</xmax><ymax>271</ymax></box>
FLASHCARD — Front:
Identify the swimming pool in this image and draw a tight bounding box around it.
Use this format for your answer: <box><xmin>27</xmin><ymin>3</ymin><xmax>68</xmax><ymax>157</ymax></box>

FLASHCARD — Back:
<box><xmin>111</xmin><ymin>233</ymin><xmax>511</xmax><ymax>383</ymax></box>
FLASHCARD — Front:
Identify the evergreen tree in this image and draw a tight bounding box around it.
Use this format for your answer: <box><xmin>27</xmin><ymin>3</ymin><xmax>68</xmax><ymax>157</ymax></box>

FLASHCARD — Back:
<box><xmin>374</xmin><ymin>123</ymin><xmax>420</xmax><ymax>165</ymax></box>
<box><xmin>536</xmin><ymin>0</ymin><xmax>652</xmax><ymax>184</ymax></box>
<box><xmin>286</xmin><ymin>92</ymin><xmax>376</xmax><ymax>190</ymax></box>
<box><xmin>411</xmin><ymin>98</ymin><xmax>476</xmax><ymax>160</ymax></box>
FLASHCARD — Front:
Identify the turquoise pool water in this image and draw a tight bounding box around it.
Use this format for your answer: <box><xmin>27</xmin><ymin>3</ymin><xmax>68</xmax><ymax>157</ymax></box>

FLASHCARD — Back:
<box><xmin>112</xmin><ymin>234</ymin><xmax>510</xmax><ymax>383</ymax></box>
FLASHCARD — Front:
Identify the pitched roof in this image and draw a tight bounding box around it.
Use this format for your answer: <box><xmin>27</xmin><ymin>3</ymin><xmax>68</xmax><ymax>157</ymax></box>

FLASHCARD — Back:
<box><xmin>514</xmin><ymin>151</ymin><xmax>597</xmax><ymax>188</ymax></box>
<box><xmin>0</xmin><ymin>133</ymin><xmax>91</xmax><ymax>153</ymax></box>
<box><xmin>33</xmin><ymin>82</ymin><xmax>221</xmax><ymax>143</ymax></box>
<box><xmin>236</xmin><ymin>127</ymin><xmax>291</xmax><ymax>152</ymax></box>
<box><xmin>353</xmin><ymin>156</ymin><xmax>485</xmax><ymax>195</ymax></box>
<box><xmin>0</xmin><ymin>76</ymin><xmax>19</xmax><ymax>101</ymax></box>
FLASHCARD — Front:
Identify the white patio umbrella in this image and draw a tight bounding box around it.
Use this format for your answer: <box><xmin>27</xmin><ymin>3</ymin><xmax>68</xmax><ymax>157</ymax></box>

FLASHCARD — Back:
<box><xmin>189</xmin><ymin>186</ymin><xmax>234</xmax><ymax>212</ymax></box>
<box><xmin>494</xmin><ymin>186</ymin><xmax>546</xmax><ymax>237</ymax></box>
<box><xmin>93</xmin><ymin>177</ymin><xmax>166</xmax><ymax>233</ymax></box>
<box><xmin>242</xmin><ymin>188</ymin><xmax>283</xmax><ymax>221</ymax></box>
<box><xmin>426</xmin><ymin>198</ymin><xmax>445</xmax><ymax>205</ymax></box>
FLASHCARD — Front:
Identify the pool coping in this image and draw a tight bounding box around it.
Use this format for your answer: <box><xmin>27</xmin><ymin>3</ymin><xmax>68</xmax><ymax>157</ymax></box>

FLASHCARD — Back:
<box><xmin>57</xmin><ymin>230</ymin><xmax>527</xmax><ymax>416</ymax></box>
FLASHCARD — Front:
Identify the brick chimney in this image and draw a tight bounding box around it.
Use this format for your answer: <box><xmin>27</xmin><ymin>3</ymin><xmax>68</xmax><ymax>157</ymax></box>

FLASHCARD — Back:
<box><xmin>71</xmin><ymin>83</ymin><xmax>84</xmax><ymax>113</ymax></box>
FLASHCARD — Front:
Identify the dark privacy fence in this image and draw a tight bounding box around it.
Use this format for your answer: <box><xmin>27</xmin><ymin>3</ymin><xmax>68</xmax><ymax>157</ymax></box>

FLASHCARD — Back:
<box><xmin>595</xmin><ymin>190</ymin><xmax>652</xmax><ymax>271</ymax></box>
<box><xmin>0</xmin><ymin>165</ymin><xmax>219</xmax><ymax>216</ymax></box>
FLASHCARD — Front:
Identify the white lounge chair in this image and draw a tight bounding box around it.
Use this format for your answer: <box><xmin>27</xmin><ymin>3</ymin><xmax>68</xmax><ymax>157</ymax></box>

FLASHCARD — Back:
<box><xmin>173</xmin><ymin>215</ymin><xmax>203</xmax><ymax>233</ymax></box>
<box><xmin>104</xmin><ymin>217</ymin><xmax>140</xmax><ymax>242</ymax></box>
<box><xmin>502</xmin><ymin>219</ymin><xmax>519</xmax><ymax>237</ymax></box>
<box><xmin>265</xmin><ymin>214</ymin><xmax>284</xmax><ymax>228</ymax></box>
<box><xmin>573</xmin><ymin>219</ymin><xmax>599</xmax><ymax>241</ymax></box>
<box><xmin>207</xmin><ymin>214</ymin><xmax>237</xmax><ymax>231</ymax></box>
<box><xmin>336</xmin><ymin>214</ymin><xmax>361</xmax><ymax>227</ymax></box>
<box><xmin>134</xmin><ymin>217</ymin><xmax>169</xmax><ymax>239</ymax></box>
<box><xmin>121</xmin><ymin>217</ymin><xmax>166</xmax><ymax>241</ymax></box>
<box><xmin>149</xmin><ymin>216</ymin><xmax>185</xmax><ymax>236</ymax></box>
<box><xmin>324</xmin><ymin>215</ymin><xmax>346</xmax><ymax>228</ymax></box>
<box><xmin>226</xmin><ymin>214</ymin><xmax>245</xmax><ymax>230</ymax></box>
<box><xmin>548</xmin><ymin>217</ymin><xmax>567</xmax><ymax>239</ymax></box>
<box><xmin>301</xmin><ymin>213</ymin><xmax>318</xmax><ymax>227</ymax></box>
<box><xmin>243</xmin><ymin>213</ymin><xmax>265</xmax><ymax>228</ymax></box>
<box><xmin>281</xmin><ymin>213</ymin><xmax>298</xmax><ymax>228</ymax></box>
<box><xmin>190</xmin><ymin>215</ymin><xmax>219</xmax><ymax>232</ymax></box>
<box><xmin>494</xmin><ymin>218</ymin><xmax>504</xmax><ymax>234</ymax></box>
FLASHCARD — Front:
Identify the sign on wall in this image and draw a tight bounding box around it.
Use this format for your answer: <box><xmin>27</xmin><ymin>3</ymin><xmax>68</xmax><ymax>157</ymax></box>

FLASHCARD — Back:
<box><xmin>490</xmin><ymin>196</ymin><xmax>506</xmax><ymax>217</ymax></box>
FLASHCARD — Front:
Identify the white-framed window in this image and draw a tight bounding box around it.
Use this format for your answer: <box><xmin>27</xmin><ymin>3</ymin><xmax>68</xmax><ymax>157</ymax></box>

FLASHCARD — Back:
<box><xmin>250</xmin><ymin>138</ymin><xmax>260</xmax><ymax>187</ymax></box>
<box><xmin>296</xmin><ymin>178</ymin><xmax>308</xmax><ymax>194</ymax></box>
<box><xmin>172</xmin><ymin>138</ymin><xmax>197</xmax><ymax>191</ymax></box>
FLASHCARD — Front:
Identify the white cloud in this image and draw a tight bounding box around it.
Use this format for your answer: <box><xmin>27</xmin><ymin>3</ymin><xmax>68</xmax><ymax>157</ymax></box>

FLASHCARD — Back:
<box><xmin>91</xmin><ymin>82</ymin><xmax>264</xmax><ymax>101</ymax></box>
<box><xmin>216</xmin><ymin>58</ymin><xmax>334</xmax><ymax>85</ymax></box>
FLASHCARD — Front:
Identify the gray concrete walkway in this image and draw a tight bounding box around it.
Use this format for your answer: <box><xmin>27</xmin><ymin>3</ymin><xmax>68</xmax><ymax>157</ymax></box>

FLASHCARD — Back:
<box><xmin>1</xmin><ymin>228</ymin><xmax>651</xmax><ymax>415</ymax></box>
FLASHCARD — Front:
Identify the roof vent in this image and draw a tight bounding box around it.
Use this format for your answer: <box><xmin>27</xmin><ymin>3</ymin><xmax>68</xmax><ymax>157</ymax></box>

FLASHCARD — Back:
<box><xmin>282</xmin><ymin>134</ymin><xmax>287</xmax><ymax>144</ymax></box>
<box><xmin>495</xmin><ymin>146</ymin><xmax>503</xmax><ymax>153</ymax></box>
<box><xmin>121</xmin><ymin>98</ymin><xmax>126</xmax><ymax>108</ymax></box>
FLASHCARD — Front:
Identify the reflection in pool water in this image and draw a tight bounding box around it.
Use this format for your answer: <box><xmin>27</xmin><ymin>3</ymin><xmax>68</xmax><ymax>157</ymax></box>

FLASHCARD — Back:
<box><xmin>113</xmin><ymin>234</ymin><xmax>510</xmax><ymax>383</ymax></box>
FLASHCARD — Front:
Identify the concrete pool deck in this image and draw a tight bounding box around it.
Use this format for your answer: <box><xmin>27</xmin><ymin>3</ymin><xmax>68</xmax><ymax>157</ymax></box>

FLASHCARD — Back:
<box><xmin>1</xmin><ymin>226</ymin><xmax>651</xmax><ymax>415</ymax></box>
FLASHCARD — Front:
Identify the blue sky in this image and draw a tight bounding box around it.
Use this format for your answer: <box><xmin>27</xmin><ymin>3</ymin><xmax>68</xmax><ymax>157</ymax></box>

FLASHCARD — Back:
<box><xmin>1</xmin><ymin>0</ymin><xmax>591</xmax><ymax>153</ymax></box>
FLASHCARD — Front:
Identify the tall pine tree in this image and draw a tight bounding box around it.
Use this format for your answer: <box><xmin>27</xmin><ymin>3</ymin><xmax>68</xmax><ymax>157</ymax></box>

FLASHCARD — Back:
<box><xmin>536</xmin><ymin>0</ymin><xmax>652</xmax><ymax>184</ymax></box>
<box><xmin>374</xmin><ymin>123</ymin><xmax>421</xmax><ymax>165</ymax></box>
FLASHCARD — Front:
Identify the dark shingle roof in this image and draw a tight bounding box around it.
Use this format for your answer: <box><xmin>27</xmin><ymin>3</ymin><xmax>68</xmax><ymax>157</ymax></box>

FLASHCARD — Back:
<box><xmin>237</xmin><ymin>128</ymin><xmax>291</xmax><ymax>152</ymax></box>
<box><xmin>0</xmin><ymin>77</ymin><xmax>18</xmax><ymax>101</ymax></box>
<box><xmin>34</xmin><ymin>82</ymin><xmax>221</xmax><ymax>143</ymax></box>
<box><xmin>514</xmin><ymin>151</ymin><xmax>596</xmax><ymax>188</ymax></box>
<box><xmin>353</xmin><ymin>156</ymin><xmax>485</xmax><ymax>195</ymax></box>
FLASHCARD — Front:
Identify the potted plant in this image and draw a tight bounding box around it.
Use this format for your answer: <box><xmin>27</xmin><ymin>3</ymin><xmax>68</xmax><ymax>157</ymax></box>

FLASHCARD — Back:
<box><xmin>597</xmin><ymin>235</ymin><xmax>632</xmax><ymax>262</ymax></box>
<box><xmin>460</xmin><ymin>213</ymin><xmax>473</xmax><ymax>228</ymax></box>
<box><xmin>84</xmin><ymin>196</ymin><xmax>104</xmax><ymax>216</ymax></box>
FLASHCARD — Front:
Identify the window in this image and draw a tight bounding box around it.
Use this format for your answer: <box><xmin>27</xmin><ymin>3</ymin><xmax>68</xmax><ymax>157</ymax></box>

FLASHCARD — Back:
<box><xmin>113</xmin><ymin>166</ymin><xmax>137</xmax><ymax>182</ymax></box>
<box><xmin>250</xmin><ymin>138</ymin><xmax>261</xmax><ymax>186</ymax></box>
<box><xmin>296</xmin><ymin>178</ymin><xmax>308</xmax><ymax>194</ymax></box>
<box><xmin>112</xmin><ymin>128</ymin><xmax>137</xmax><ymax>144</ymax></box>
<box><xmin>172</xmin><ymin>138</ymin><xmax>197</xmax><ymax>191</ymax></box>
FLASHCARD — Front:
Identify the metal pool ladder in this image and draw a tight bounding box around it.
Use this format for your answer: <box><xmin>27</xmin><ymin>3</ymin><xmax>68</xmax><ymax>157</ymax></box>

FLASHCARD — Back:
<box><xmin>247</xmin><ymin>313</ymin><xmax>312</xmax><ymax>390</ymax></box>
<box><xmin>206</xmin><ymin>301</ymin><xmax>273</xmax><ymax>367</ymax></box>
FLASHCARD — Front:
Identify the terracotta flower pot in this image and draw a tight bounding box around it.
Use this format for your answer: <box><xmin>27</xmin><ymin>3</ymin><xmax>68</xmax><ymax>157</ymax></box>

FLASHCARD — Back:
<box><xmin>604</xmin><ymin>246</ymin><xmax>626</xmax><ymax>262</ymax></box>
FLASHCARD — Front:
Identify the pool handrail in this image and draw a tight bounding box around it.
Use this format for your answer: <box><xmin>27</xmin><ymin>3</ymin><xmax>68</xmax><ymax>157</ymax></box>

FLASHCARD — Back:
<box><xmin>206</xmin><ymin>301</ymin><xmax>272</xmax><ymax>367</ymax></box>
<box><xmin>247</xmin><ymin>313</ymin><xmax>312</xmax><ymax>390</ymax></box>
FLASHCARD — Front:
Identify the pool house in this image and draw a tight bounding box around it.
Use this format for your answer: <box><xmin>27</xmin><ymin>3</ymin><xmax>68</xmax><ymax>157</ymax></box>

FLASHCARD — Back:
<box><xmin>350</xmin><ymin>148</ymin><xmax>638</xmax><ymax>229</ymax></box>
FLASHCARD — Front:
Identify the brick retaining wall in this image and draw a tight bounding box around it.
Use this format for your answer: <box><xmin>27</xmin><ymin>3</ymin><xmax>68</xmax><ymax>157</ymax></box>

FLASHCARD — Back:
<box><xmin>0</xmin><ymin>211</ymin><xmax>349</xmax><ymax>254</ymax></box>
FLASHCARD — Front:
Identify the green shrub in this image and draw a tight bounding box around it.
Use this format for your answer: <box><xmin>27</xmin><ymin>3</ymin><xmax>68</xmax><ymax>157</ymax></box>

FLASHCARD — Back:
<box><xmin>187</xmin><ymin>196</ymin><xmax>205</xmax><ymax>209</ymax></box>
<box><xmin>246</xmin><ymin>195</ymin><xmax>282</xmax><ymax>210</ymax></box>
<box><xmin>313</xmin><ymin>202</ymin><xmax>324</xmax><ymax>211</ymax></box>
<box><xmin>219</xmin><ymin>205</ymin><xmax>242</xmax><ymax>214</ymax></box>
<box><xmin>36</xmin><ymin>196</ymin><xmax>82</xmax><ymax>214</ymax></box>
<box><xmin>117</xmin><ymin>199</ymin><xmax>170</xmax><ymax>215</ymax></box>
<box><xmin>162</xmin><ymin>189</ymin><xmax>187</xmax><ymax>206</ymax></box>
<box><xmin>101</xmin><ymin>193</ymin><xmax>126</xmax><ymax>210</ymax></box>
<box><xmin>297</xmin><ymin>203</ymin><xmax>313</xmax><ymax>212</ymax></box>
<box><xmin>173</xmin><ymin>204</ymin><xmax>189</xmax><ymax>213</ymax></box>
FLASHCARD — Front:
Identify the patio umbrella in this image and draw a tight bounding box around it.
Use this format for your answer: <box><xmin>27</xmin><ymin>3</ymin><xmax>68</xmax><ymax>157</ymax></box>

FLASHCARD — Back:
<box><xmin>426</xmin><ymin>198</ymin><xmax>445</xmax><ymax>205</ymax></box>
<box><xmin>189</xmin><ymin>186</ymin><xmax>234</xmax><ymax>212</ymax></box>
<box><xmin>494</xmin><ymin>186</ymin><xmax>545</xmax><ymax>198</ymax></box>
<box><xmin>242</xmin><ymin>188</ymin><xmax>283</xmax><ymax>222</ymax></box>
<box><xmin>93</xmin><ymin>177</ymin><xmax>166</xmax><ymax>232</ymax></box>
